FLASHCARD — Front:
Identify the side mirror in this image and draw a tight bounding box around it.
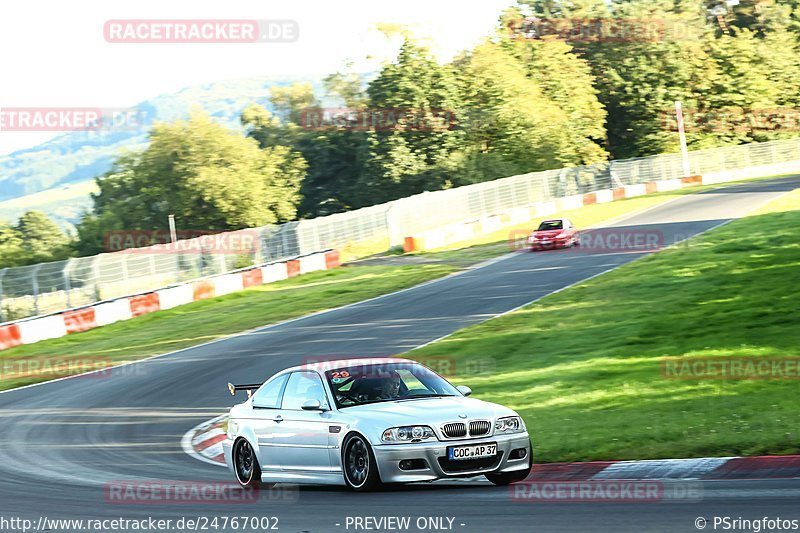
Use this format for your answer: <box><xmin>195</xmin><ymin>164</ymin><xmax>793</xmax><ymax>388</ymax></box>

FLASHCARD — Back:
<box><xmin>456</xmin><ymin>385</ymin><xmax>472</xmax><ymax>397</ymax></box>
<box><xmin>301</xmin><ymin>399</ymin><xmax>328</xmax><ymax>411</ymax></box>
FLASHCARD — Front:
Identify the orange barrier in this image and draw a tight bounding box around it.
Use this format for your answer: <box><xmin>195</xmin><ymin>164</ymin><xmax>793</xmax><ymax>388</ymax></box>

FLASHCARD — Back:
<box><xmin>286</xmin><ymin>259</ymin><xmax>301</xmax><ymax>278</ymax></box>
<box><xmin>324</xmin><ymin>250</ymin><xmax>340</xmax><ymax>269</ymax></box>
<box><xmin>129</xmin><ymin>293</ymin><xmax>160</xmax><ymax>317</ymax></box>
<box><xmin>583</xmin><ymin>192</ymin><xmax>597</xmax><ymax>205</ymax></box>
<box><xmin>645</xmin><ymin>182</ymin><xmax>659</xmax><ymax>194</ymax></box>
<box><xmin>0</xmin><ymin>324</ymin><xmax>22</xmax><ymax>350</ymax></box>
<box><xmin>403</xmin><ymin>237</ymin><xmax>416</xmax><ymax>253</ymax></box>
<box><xmin>192</xmin><ymin>280</ymin><xmax>215</xmax><ymax>301</ymax></box>
<box><xmin>681</xmin><ymin>175</ymin><xmax>703</xmax><ymax>185</ymax></box>
<box><xmin>241</xmin><ymin>268</ymin><xmax>263</xmax><ymax>288</ymax></box>
<box><xmin>613</xmin><ymin>188</ymin><xmax>626</xmax><ymax>201</ymax></box>
<box><xmin>63</xmin><ymin>308</ymin><xmax>97</xmax><ymax>334</ymax></box>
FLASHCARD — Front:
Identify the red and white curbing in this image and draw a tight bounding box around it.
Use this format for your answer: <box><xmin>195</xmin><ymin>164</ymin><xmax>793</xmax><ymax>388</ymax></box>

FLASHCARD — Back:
<box><xmin>530</xmin><ymin>455</ymin><xmax>800</xmax><ymax>481</ymax></box>
<box><xmin>181</xmin><ymin>415</ymin><xmax>228</xmax><ymax>466</ymax></box>
<box><xmin>0</xmin><ymin>250</ymin><xmax>341</xmax><ymax>352</ymax></box>
<box><xmin>184</xmin><ymin>414</ymin><xmax>800</xmax><ymax>481</ymax></box>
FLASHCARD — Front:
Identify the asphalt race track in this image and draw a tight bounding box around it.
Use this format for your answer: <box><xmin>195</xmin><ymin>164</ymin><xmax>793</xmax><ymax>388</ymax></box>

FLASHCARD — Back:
<box><xmin>0</xmin><ymin>176</ymin><xmax>798</xmax><ymax>533</ymax></box>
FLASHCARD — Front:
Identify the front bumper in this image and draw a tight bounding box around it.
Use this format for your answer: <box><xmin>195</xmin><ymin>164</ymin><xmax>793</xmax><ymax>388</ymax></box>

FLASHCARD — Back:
<box><xmin>372</xmin><ymin>433</ymin><xmax>531</xmax><ymax>483</ymax></box>
<box><xmin>530</xmin><ymin>239</ymin><xmax>569</xmax><ymax>250</ymax></box>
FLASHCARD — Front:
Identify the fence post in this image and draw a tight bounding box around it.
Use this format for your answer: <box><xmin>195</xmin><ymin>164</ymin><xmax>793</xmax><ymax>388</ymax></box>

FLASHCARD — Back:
<box><xmin>0</xmin><ymin>268</ymin><xmax>6</xmax><ymax>322</ymax></box>
<box><xmin>92</xmin><ymin>255</ymin><xmax>103</xmax><ymax>301</ymax></box>
<box><xmin>31</xmin><ymin>264</ymin><xmax>42</xmax><ymax>316</ymax></box>
<box><xmin>63</xmin><ymin>259</ymin><xmax>73</xmax><ymax>309</ymax></box>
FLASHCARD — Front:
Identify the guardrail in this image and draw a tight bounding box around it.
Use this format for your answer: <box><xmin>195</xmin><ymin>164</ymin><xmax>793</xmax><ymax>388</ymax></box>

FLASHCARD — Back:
<box><xmin>0</xmin><ymin>250</ymin><xmax>340</xmax><ymax>351</ymax></box>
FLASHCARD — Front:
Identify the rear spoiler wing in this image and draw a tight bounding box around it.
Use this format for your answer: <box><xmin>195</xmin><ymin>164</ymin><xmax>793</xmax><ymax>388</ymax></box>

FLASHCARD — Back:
<box><xmin>227</xmin><ymin>382</ymin><xmax>262</xmax><ymax>398</ymax></box>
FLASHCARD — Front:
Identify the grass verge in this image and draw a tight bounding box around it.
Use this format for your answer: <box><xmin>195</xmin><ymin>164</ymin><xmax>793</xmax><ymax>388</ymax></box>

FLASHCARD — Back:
<box><xmin>406</xmin><ymin>188</ymin><xmax>800</xmax><ymax>462</ymax></box>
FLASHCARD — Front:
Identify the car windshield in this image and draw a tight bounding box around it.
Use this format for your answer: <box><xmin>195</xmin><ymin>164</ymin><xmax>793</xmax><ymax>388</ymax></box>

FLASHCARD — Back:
<box><xmin>325</xmin><ymin>362</ymin><xmax>460</xmax><ymax>408</ymax></box>
<box><xmin>537</xmin><ymin>220</ymin><xmax>563</xmax><ymax>231</ymax></box>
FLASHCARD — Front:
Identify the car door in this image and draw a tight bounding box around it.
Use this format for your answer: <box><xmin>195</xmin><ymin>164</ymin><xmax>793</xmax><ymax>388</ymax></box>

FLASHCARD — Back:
<box><xmin>248</xmin><ymin>373</ymin><xmax>290</xmax><ymax>472</ymax></box>
<box><xmin>270</xmin><ymin>371</ymin><xmax>335</xmax><ymax>474</ymax></box>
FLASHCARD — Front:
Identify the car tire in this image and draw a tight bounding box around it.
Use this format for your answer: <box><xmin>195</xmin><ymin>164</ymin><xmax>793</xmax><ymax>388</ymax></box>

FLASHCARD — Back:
<box><xmin>233</xmin><ymin>437</ymin><xmax>262</xmax><ymax>489</ymax></box>
<box><xmin>342</xmin><ymin>433</ymin><xmax>382</xmax><ymax>492</ymax></box>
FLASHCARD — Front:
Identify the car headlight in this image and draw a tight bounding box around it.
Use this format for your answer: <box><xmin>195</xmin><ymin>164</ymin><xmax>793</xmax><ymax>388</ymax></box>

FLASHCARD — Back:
<box><xmin>495</xmin><ymin>416</ymin><xmax>524</xmax><ymax>434</ymax></box>
<box><xmin>227</xmin><ymin>420</ymin><xmax>238</xmax><ymax>440</ymax></box>
<box><xmin>381</xmin><ymin>425</ymin><xmax>437</xmax><ymax>443</ymax></box>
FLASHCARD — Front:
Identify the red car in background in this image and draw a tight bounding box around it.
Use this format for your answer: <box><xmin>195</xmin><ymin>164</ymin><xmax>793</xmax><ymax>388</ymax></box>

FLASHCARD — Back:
<box><xmin>527</xmin><ymin>218</ymin><xmax>580</xmax><ymax>250</ymax></box>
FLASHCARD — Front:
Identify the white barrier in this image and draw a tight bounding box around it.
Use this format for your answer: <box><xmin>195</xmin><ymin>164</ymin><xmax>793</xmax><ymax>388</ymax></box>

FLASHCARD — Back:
<box><xmin>18</xmin><ymin>315</ymin><xmax>68</xmax><ymax>345</ymax></box>
<box><xmin>94</xmin><ymin>299</ymin><xmax>133</xmax><ymax>326</ymax></box>
<box><xmin>262</xmin><ymin>262</ymin><xmax>289</xmax><ymax>284</ymax></box>
<box><xmin>624</xmin><ymin>184</ymin><xmax>648</xmax><ymax>198</ymax></box>
<box><xmin>595</xmin><ymin>189</ymin><xmax>614</xmax><ymax>203</ymax></box>
<box><xmin>557</xmin><ymin>194</ymin><xmax>585</xmax><ymax>211</ymax></box>
<box><xmin>656</xmin><ymin>179</ymin><xmax>683</xmax><ymax>192</ymax></box>
<box><xmin>299</xmin><ymin>253</ymin><xmax>328</xmax><ymax>275</ymax></box>
<box><xmin>213</xmin><ymin>274</ymin><xmax>244</xmax><ymax>297</ymax></box>
<box><xmin>156</xmin><ymin>285</ymin><xmax>194</xmax><ymax>311</ymax></box>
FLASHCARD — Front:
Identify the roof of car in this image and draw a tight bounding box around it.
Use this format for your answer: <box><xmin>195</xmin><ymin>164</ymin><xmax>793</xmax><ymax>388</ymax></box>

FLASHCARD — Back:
<box><xmin>282</xmin><ymin>357</ymin><xmax>416</xmax><ymax>374</ymax></box>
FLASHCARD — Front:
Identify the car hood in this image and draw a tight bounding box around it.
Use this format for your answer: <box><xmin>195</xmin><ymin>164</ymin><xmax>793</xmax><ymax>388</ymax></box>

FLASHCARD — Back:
<box><xmin>342</xmin><ymin>396</ymin><xmax>516</xmax><ymax>425</ymax></box>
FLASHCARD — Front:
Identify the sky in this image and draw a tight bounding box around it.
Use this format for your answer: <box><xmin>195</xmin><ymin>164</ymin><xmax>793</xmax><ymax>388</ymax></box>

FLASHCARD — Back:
<box><xmin>0</xmin><ymin>0</ymin><xmax>516</xmax><ymax>156</ymax></box>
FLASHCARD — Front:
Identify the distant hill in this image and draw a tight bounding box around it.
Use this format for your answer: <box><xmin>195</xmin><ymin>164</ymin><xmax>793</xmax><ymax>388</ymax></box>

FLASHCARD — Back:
<box><xmin>0</xmin><ymin>75</ymin><xmax>324</xmax><ymax>228</ymax></box>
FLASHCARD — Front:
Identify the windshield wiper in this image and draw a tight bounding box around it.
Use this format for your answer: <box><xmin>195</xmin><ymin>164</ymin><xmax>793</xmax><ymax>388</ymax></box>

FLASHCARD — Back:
<box><xmin>395</xmin><ymin>394</ymin><xmax>457</xmax><ymax>401</ymax></box>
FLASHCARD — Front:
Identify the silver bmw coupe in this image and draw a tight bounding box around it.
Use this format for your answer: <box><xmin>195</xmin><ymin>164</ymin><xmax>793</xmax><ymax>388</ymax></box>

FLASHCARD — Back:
<box><xmin>223</xmin><ymin>358</ymin><xmax>532</xmax><ymax>491</ymax></box>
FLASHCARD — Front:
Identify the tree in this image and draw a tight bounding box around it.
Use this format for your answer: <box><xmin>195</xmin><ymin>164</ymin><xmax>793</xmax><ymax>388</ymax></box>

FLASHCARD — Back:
<box><xmin>269</xmin><ymin>83</ymin><xmax>319</xmax><ymax>124</ymax></box>
<box><xmin>14</xmin><ymin>211</ymin><xmax>71</xmax><ymax>264</ymax></box>
<box><xmin>358</xmin><ymin>39</ymin><xmax>466</xmax><ymax>202</ymax></box>
<box><xmin>0</xmin><ymin>221</ymin><xmax>25</xmax><ymax>267</ymax></box>
<box><xmin>79</xmin><ymin>112</ymin><xmax>306</xmax><ymax>252</ymax></box>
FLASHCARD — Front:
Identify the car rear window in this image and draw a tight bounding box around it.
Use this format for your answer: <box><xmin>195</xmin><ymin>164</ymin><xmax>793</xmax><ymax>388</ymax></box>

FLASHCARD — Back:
<box><xmin>537</xmin><ymin>220</ymin><xmax>563</xmax><ymax>231</ymax></box>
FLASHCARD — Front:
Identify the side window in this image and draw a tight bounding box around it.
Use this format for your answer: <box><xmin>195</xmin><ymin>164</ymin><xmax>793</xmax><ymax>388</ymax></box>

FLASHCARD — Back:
<box><xmin>252</xmin><ymin>374</ymin><xmax>289</xmax><ymax>409</ymax></box>
<box><xmin>281</xmin><ymin>372</ymin><xmax>328</xmax><ymax>410</ymax></box>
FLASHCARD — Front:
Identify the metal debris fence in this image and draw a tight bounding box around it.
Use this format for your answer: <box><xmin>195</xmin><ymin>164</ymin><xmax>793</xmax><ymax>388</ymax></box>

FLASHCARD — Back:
<box><xmin>2</xmin><ymin>137</ymin><xmax>799</xmax><ymax>322</ymax></box>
